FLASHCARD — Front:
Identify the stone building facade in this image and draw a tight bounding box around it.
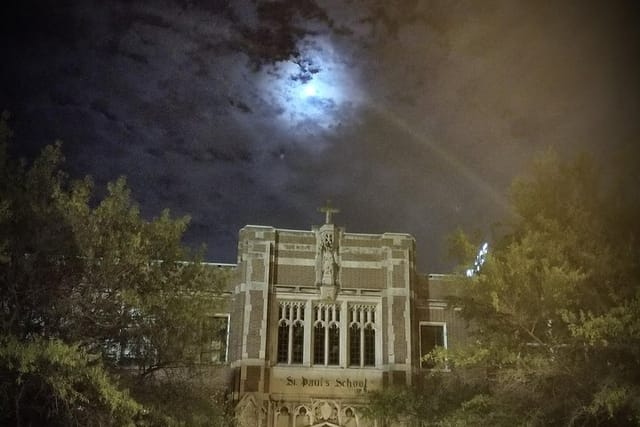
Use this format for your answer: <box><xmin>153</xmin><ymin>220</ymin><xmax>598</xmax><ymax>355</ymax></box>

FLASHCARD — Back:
<box><xmin>217</xmin><ymin>210</ymin><xmax>467</xmax><ymax>427</ymax></box>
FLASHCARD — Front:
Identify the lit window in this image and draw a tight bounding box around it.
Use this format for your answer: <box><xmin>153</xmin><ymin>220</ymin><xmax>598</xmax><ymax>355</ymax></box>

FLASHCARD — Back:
<box><xmin>201</xmin><ymin>315</ymin><xmax>229</xmax><ymax>363</ymax></box>
<box><xmin>420</xmin><ymin>323</ymin><xmax>446</xmax><ymax>369</ymax></box>
<box><xmin>277</xmin><ymin>301</ymin><xmax>305</xmax><ymax>364</ymax></box>
<box><xmin>348</xmin><ymin>305</ymin><xmax>376</xmax><ymax>367</ymax></box>
<box><xmin>313</xmin><ymin>304</ymin><xmax>340</xmax><ymax>366</ymax></box>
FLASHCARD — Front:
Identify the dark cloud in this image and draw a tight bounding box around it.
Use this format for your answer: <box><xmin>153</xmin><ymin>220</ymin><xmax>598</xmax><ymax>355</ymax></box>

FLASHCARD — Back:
<box><xmin>2</xmin><ymin>0</ymin><xmax>639</xmax><ymax>271</ymax></box>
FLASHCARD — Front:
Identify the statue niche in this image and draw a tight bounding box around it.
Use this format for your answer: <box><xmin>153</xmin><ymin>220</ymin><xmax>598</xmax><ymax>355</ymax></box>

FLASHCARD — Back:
<box><xmin>320</xmin><ymin>231</ymin><xmax>337</xmax><ymax>286</ymax></box>
<box><xmin>316</xmin><ymin>228</ymin><xmax>340</xmax><ymax>300</ymax></box>
<box><xmin>315</xmin><ymin>201</ymin><xmax>340</xmax><ymax>300</ymax></box>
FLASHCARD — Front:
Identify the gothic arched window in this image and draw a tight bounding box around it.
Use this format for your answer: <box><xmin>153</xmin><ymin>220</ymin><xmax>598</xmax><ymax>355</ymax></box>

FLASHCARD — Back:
<box><xmin>349</xmin><ymin>305</ymin><xmax>376</xmax><ymax>367</ymax></box>
<box><xmin>277</xmin><ymin>301</ymin><xmax>305</xmax><ymax>364</ymax></box>
<box><xmin>313</xmin><ymin>304</ymin><xmax>340</xmax><ymax>366</ymax></box>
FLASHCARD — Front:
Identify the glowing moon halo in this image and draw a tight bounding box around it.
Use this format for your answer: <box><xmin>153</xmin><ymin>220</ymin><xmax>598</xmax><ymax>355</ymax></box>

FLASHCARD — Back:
<box><xmin>258</xmin><ymin>37</ymin><xmax>363</xmax><ymax>132</ymax></box>
<box><xmin>302</xmin><ymin>83</ymin><xmax>317</xmax><ymax>97</ymax></box>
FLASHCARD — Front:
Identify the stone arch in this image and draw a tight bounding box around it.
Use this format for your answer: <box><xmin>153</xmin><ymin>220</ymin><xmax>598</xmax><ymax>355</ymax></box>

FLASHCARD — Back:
<box><xmin>342</xmin><ymin>407</ymin><xmax>358</xmax><ymax>427</ymax></box>
<box><xmin>309</xmin><ymin>422</ymin><xmax>340</xmax><ymax>427</ymax></box>
<box><xmin>276</xmin><ymin>405</ymin><xmax>292</xmax><ymax>427</ymax></box>
<box><xmin>294</xmin><ymin>405</ymin><xmax>311</xmax><ymax>427</ymax></box>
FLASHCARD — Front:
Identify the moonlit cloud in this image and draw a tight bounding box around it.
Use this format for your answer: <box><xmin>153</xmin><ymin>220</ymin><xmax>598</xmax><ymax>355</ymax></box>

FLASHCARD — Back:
<box><xmin>257</xmin><ymin>35</ymin><xmax>364</xmax><ymax>136</ymax></box>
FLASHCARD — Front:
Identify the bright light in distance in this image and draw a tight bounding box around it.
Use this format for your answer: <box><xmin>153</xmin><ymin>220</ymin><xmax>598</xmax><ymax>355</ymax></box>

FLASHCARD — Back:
<box><xmin>303</xmin><ymin>84</ymin><xmax>317</xmax><ymax>97</ymax></box>
<box><xmin>466</xmin><ymin>242</ymin><xmax>489</xmax><ymax>277</ymax></box>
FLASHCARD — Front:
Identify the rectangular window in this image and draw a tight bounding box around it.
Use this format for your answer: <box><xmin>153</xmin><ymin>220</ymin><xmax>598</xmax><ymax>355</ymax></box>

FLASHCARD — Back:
<box><xmin>276</xmin><ymin>301</ymin><xmax>378</xmax><ymax>367</ymax></box>
<box><xmin>348</xmin><ymin>305</ymin><xmax>376</xmax><ymax>367</ymax></box>
<box><xmin>313</xmin><ymin>304</ymin><xmax>340</xmax><ymax>366</ymax></box>
<box><xmin>328</xmin><ymin>324</ymin><xmax>340</xmax><ymax>365</ymax></box>
<box><xmin>292</xmin><ymin>324</ymin><xmax>304</xmax><ymax>363</ymax></box>
<box><xmin>277</xmin><ymin>323</ymin><xmax>289</xmax><ymax>363</ymax></box>
<box><xmin>363</xmin><ymin>325</ymin><xmax>375</xmax><ymax>366</ymax></box>
<box><xmin>349</xmin><ymin>325</ymin><xmax>361</xmax><ymax>366</ymax></box>
<box><xmin>277</xmin><ymin>301</ymin><xmax>305</xmax><ymax>364</ymax></box>
<box><xmin>201</xmin><ymin>315</ymin><xmax>229</xmax><ymax>364</ymax></box>
<box><xmin>420</xmin><ymin>323</ymin><xmax>446</xmax><ymax>369</ymax></box>
<box><xmin>314</xmin><ymin>325</ymin><xmax>325</xmax><ymax>364</ymax></box>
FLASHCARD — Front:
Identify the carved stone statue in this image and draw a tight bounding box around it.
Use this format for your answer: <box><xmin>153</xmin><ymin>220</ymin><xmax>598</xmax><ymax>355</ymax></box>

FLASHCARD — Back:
<box><xmin>321</xmin><ymin>249</ymin><xmax>335</xmax><ymax>284</ymax></box>
<box><xmin>319</xmin><ymin>231</ymin><xmax>337</xmax><ymax>286</ymax></box>
<box><xmin>316</xmin><ymin>201</ymin><xmax>340</xmax><ymax>299</ymax></box>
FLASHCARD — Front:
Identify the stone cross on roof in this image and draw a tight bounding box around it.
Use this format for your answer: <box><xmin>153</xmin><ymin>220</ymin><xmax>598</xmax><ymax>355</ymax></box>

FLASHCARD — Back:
<box><xmin>318</xmin><ymin>200</ymin><xmax>340</xmax><ymax>224</ymax></box>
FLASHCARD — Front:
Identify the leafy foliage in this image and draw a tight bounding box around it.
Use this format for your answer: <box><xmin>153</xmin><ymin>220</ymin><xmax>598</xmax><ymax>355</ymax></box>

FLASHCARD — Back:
<box><xmin>0</xmin><ymin>113</ymin><xmax>230</xmax><ymax>426</ymax></box>
<box><xmin>0</xmin><ymin>335</ymin><xmax>140</xmax><ymax>426</ymax></box>
<box><xmin>367</xmin><ymin>149</ymin><xmax>640</xmax><ymax>426</ymax></box>
<box><xmin>130</xmin><ymin>375</ymin><xmax>235</xmax><ymax>427</ymax></box>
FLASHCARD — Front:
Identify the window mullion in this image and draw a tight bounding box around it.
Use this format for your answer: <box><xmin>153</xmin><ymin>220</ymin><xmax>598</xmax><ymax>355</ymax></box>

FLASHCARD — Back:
<box><xmin>360</xmin><ymin>317</ymin><xmax>365</xmax><ymax>367</ymax></box>
<box><xmin>304</xmin><ymin>302</ymin><xmax>312</xmax><ymax>365</ymax></box>
<box><xmin>287</xmin><ymin>303</ymin><xmax>293</xmax><ymax>364</ymax></box>
<box><xmin>288</xmin><ymin>321</ymin><xmax>293</xmax><ymax>364</ymax></box>
<box><xmin>340</xmin><ymin>303</ymin><xmax>348</xmax><ymax>366</ymax></box>
<box><xmin>324</xmin><ymin>309</ymin><xmax>329</xmax><ymax>366</ymax></box>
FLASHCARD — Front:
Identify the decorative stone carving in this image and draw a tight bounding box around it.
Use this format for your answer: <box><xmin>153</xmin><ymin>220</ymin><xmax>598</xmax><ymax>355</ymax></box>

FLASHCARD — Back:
<box><xmin>276</xmin><ymin>406</ymin><xmax>290</xmax><ymax>427</ymax></box>
<box><xmin>295</xmin><ymin>406</ymin><xmax>310</xmax><ymax>427</ymax></box>
<box><xmin>236</xmin><ymin>395</ymin><xmax>259</xmax><ymax>427</ymax></box>
<box><xmin>343</xmin><ymin>407</ymin><xmax>358</xmax><ymax>427</ymax></box>
<box><xmin>322</xmin><ymin>253</ymin><xmax>333</xmax><ymax>281</ymax></box>
<box><xmin>313</xmin><ymin>400</ymin><xmax>338</xmax><ymax>424</ymax></box>
<box><xmin>315</xmin><ymin>201</ymin><xmax>341</xmax><ymax>300</ymax></box>
<box><xmin>269</xmin><ymin>399</ymin><xmax>363</xmax><ymax>427</ymax></box>
<box><xmin>316</xmin><ymin>226</ymin><xmax>340</xmax><ymax>301</ymax></box>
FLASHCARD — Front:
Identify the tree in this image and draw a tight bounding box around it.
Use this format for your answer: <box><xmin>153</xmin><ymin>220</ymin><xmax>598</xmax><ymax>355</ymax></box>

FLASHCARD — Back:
<box><xmin>0</xmin><ymin>112</ymin><xmax>231</xmax><ymax>426</ymax></box>
<box><xmin>366</xmin><ymin>149</ymin><xmax>640</xmax><ymax>426</ymax></box>
<box><xmin>0</xmin><ymin>335</ymin><xmax>142</xmax><ymax>427</ymax></box>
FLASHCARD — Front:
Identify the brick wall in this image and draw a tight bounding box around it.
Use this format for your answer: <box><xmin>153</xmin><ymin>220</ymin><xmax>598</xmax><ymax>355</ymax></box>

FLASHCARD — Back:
<box><xmin>276</xmin><ymin>265</ymin><xmax>315</xmax><ymax>285</ymax></box>
<box><xmin>393</xmin><ymin>296</ymin><xmax>407</xmax><ymax>362</ymax></box>
<box><xmin>341</xmin><ymin>267</ymin><xmax>386</xmax><ymax>288</ymax></box>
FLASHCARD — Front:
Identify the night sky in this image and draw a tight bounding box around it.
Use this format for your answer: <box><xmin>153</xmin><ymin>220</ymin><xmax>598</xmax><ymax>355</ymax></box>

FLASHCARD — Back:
<box><xmin>2</xmin><ymin>0</ymin><xmax>639</xmax><ymax>272</ymax></box>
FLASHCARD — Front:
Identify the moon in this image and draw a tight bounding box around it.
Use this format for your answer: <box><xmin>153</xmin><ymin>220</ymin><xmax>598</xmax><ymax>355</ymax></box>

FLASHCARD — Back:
<box><xmin>258</xmin><ymin>36</ymin><xmax>363</xmax><ymax>133</ymax></box>
<box><xmin>302</xmin><ymin>84</ymin><xmax>317</xmax><ymax>98</ymax></box>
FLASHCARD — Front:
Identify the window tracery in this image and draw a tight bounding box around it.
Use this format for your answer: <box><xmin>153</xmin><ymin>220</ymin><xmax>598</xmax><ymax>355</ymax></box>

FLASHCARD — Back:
<box><xmin>277</xmin><ymin>301</ymin><xmax>305</xmax><ymax>364</ymax></box>
<box><xmin>313</xmin><ymin>303</ymin><xmax>340</xmax><ymax>365</ymax></box>
<box><xmin>348</xmin><ymin>305</ymin><xmax>376</xmax><ymax>367</ymax></box>
<box><xmin>276</xmin><ymin>300</ymin><xmax>378</xmax><ymax>368</ymax></box>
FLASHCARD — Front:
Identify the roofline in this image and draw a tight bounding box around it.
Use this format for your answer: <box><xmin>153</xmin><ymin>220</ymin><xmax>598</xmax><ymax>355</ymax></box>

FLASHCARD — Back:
<box><xmin>201</xmin><ymin>262</ymin><xmax>237</xmax><ymax>267</ymax></box>
<box><xmin>241</xmin><ymin>224</ymin><xmax>415</xmax><ymax>240</ymax></box>
<box><xmin>242</xmin><ymin>224</ymin><xmax>276</xmax><ymax>229</ymax></box>
<box><xmin>175</xmin><ymin>260</ymin><xmax>237</xmax><ymax>267</ymax></box>
<box><xmin>426</xmin><ymin>273</ymin><xmax>458</xmax><ymax>280</ymax></box>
